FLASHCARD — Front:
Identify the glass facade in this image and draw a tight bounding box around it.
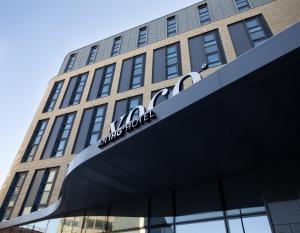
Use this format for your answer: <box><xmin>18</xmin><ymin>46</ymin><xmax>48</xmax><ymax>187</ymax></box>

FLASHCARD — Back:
<box><xmin>138</xmin><ymin>27</ymin><xmax>147</xmax><ymax>47</ymax></box>
<box><xmin>69</xmin><ymin>73</ymin><xmax>88</xmax><ymax>106</ymax></box>
<box><xmin>166</xmin><ymin>44</ymin><xmax>179</xmax><ymax>79</ymax></box>
<box><xmin>245</xmin><ymin>17</ymin><xmax>268</xmax><ymax>46</ymax></box>
<box><xmin>203</xmin><ymin>31</ymin><xmax>222</xmax><ymax>68</ymax></box>
<box><xmin>111</xmin><ymin>37</ymin><xmax>121</xmax><ymax>56</ymax></box>
<box><xmin>65</xmin><ymin>53</ymin><xmax>76</xmax><ymax>73</ymax></box>
<box><xmin>235</xmin><ymin>0</ymin><xmax>250</xmax><ymax>12</ymax></box>
<box><xmin>86</xmin><ymin>105</ymin><xmax>106</xmax><ymax>146</ymax></box>
<box><xmin>87</xmin><ymin>45</ymin><xmax>98</xmax><ymax>65</ymax></box>
<box><xmin>130</xmin><ymin>55</ymin><xmax>145</xmax><ymax>89</ymax></box>
<box><xmin>44</xmin><ymin>81</ymin><xmax>64</xmax><ymax>112</ymax></box>
<box><xmin>167</xmin><ymin>16</ymin><xmax>176</xmax><ymax>37</ymax></box>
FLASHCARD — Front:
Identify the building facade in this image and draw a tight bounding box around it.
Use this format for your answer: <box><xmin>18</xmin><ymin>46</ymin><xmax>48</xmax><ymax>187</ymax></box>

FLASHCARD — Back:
<box><xmin>1</xmin><ymin>0</ymin><xmax>300</xmax><ymax>233</ymax></box>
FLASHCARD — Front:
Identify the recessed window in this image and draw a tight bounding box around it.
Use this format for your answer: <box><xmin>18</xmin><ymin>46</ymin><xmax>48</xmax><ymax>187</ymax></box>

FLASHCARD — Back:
<box><xmin>111</xmin><ymin>36</ymin><xmax>122</xmax><ymax>56</ymax></box>
<box><xmin>43</xmin><ymin>80</ymin><xmax>64</xmax><ymax>112</ymax></box>
<box><xmin>22</xmin><ymin>119</ymin><xmax>48</xmax><ymax>162</ymax></box>
<box><xmin>64</xmin><ymin>53</ymin><xmax>76</xmax><ymax>73</ymax></box>
<box><xmin>86</xmin><ymin>45</ymin><xmax>98</xmax><ymax>65</ymax></box>
<box><xmin>166</xmin><ymin>44</ymin><xmax>179</xmax><ymax>79</ymax></box>
<box><xmin>130</xmin><ymin>54</ymin><xmax>145</xmax><ymax>89</ymax></box>
<box><xmin>198</xmin><ymin>4</ymin><xmax>211</xmax><ymax>25</ymax></box>
<box><xmin>0</xmin><ymin>172</ymin><xmax>27</xmax><ymax>221</ymax></box>
<box><xmin>98</xmin><ymin>65</ymin><xmax>114</xmax><ymax>98</ymax></box>
<box><xmin>86</xmin><ymin>105</ymin><xmax>106</xmax><ymax>146</ymax></box>
<box><xmin>167</xmin><ymin>16</ymin><xmax>177</xmax><ymax>37</ymax></box>
<box><xmin>234</xmin><ymin>0</ymin><xmax>250</xmax><ymax>12</ymax></box>
<box><xmin>69</xmin><ymin>73</ymin><xmax>88</xmax><ymax>106</ymax></box>
<box><xmin>138</xmin><ymin>27</ymin><xmax>147</xmax><ymax>47</ymax></box>
<box><xmin>203</xmin><ymin>31</ymin><xmax>222</xmax><ymax>68</ymax></box>
<box><xmin>245</xmin><ymin>17</ymin><xmax>268</xmax><ymax>46</ymax></box>
<box><xmin>51</xmin><ymin>113</ymin><xmax>76</xmax><ymax>157</ymax></box>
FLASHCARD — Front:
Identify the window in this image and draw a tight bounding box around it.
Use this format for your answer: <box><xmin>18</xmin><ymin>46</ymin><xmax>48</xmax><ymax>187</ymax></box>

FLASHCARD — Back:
<box><xmin>245</xmin><ymin>17</ymin><xmax>268</xmax><ymax>46</ymax></box>
<box><xmin>64</xmin><ymin>53</ymin><xmax>76</xmax><ymax>73</ymax></box>
<box><xmin>0</xmin><ymin>172</ymin><xmax>27</xmax><ymax>221</ymax></box>
<box><xmin>188</xmin><ymin>30</ymin><xmax>226</xmax><ymax>72</ymax></box>
<box><xmin>113</xmin><ymin>95</ymin><xmax>142</xmax><ymax>123</ymax></box>
<box><xmin>131</xmin><ymin>55</ymin><xmax>145</xmax><ymax>89</ymax></box>
<box><xmin>111</xmin><ymin>36</ymin><xmax>121</xmax><ymax>56</ymax></box>
<box><xmin>153</xmin><ymin>43</ymin><xmax>182</xmax><ymax>83</ymax></box>
<box><xmin>98</xmin><ymin>65</ymin><xmax>114</xmax><ymax>97</ymax></box>
<box><xmin>151</xmin><ymin>87</ymin><xmax>173</xmax><ymax>106</ymax></box>
<box><xmin>203</xmin><ymin>31</ymin><xmax>222</xmax><ymax>68</ymax></box>
<box><xmin>228</xmin><ymin>15</ymin><xmax>272</xmax><ymax>56</ymax></box>
<box><xmin>166</xmin><ymin>44</ymin><xmax>179</xmax><ymax>79</ymax></box>
<box><xmin>86</xmin><ymin>45</ymin><xmax>98</xmax><ymax>65</ymax></box>
<box><xmin>43</xmin><ymin>81</ymin><xmax>64</xmax><ymax>112</ymax></box>
<box><xmin>198</xmin><ymin>4</ymin><xmax>211</xmax><ymax>25</ymax></box>
<box><xmin>34</xmin><ymin>168</ymin><xmax>58</xmax><ymax>210</ymax></box>
<box><xmin>118</xmin><ymin>54</ymin><xmax>145</xmax><ymax>92</ymax></box>
<box><xmin>22</xmin><ymin>120</ymin><xmax>48</xmax><ymax>162</ymax></box>
<box><xmin>167</xmin><ymin>16</ymin><xmax>177</xmax><ymax>37</ymax></box>
<box><xmin>69</xmin><ymin>73</ymin><xmax>88</xmax><ymax>106</ymax></box>
<box><xmin>51</xmin><ymin>113</ymin><xmax>76</xmax><ymax>157</ymax></box>
<box><xmin>234</xmin><ymin>0</ymin><xmax>250</xmax><ymax>12</ymax></box>
<box><xmin>138</xmin><ymin>27</ymin><xmax>147</xmax><ymax>47</ymax></box>
<box><xmin>20</xmin><ymin>168</ymin><xmax>58</xmax><ymax>215</ymax></box>
<box><xmin>88</xmin><ymin>64</ymin><xmax>115</xmax><ymax>101</ymax></box>
<box><xmin>86</xmin><ymin>106</ymin><xmax>106</xmax><ymax>146</ymax></box>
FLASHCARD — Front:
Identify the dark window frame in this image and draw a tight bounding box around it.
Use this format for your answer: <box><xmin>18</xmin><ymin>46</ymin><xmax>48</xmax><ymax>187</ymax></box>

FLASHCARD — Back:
<box><xmin>167</xmin><ymin>16</ymin><xmax>177</xmax><ymax>37</ymax></box>
<box><xmin>51</xmin><ymin>113</ymin><xmax>76</xmax><ymax>158</ymax></box>
<box><xmin>198</xmin><ymin>4</ymin><xmax>212</xmax><ymax>25</ymax></box>
<box><xmin>68</xmin><ymin>73</ymin><xmax>88</xmax><ymax>106</ymax></box>
<box><xmin>43</xmin><ymin>80</ymin><xmax>64</xmax><ymax>112</ymax></box>
<box><xmin>166</xmin><ymin>42</ymin><xmax>181</xmax><ymax>79</ymax></box>
<box><xmin>86</xmin><ymin>45</ymin><xmax>98</xmax><ymax>65</ymax></box>
<box><xmin>22</xmin><ymin>119</ymin><xmax>49</xmax><ymax>163</ymax></box>
<box><xmin>111</xmin><ymin>36</ymin><xmax>122</xmax><ymax>57</ymax></box>
<box><xmin>0</xmin><ymin>172</ymin><xmax>27</xmax><ymax>221</ymax></box>
<box><xmin>138</xmin><ymin>26</ymin><xmax>148</xmax><ymax>47</ymax></box>
<box><xmin>129</xmin><ymin>54</ymin><xmax>146</xmax><ymax>90</ymax></box>
<box><xmin>64</xmin><ymin>53</ymin><xmax>76</xmax><ymax>73</ymax></box>
<box><xmin>234</xmin><ymin>0</ymin><xmax>251</xmax><ymax>12</ymax></box>
<box><xmin>97</xmin><ymin>64</ymin><xmax>115</xmax><ymax>98</ymax></box>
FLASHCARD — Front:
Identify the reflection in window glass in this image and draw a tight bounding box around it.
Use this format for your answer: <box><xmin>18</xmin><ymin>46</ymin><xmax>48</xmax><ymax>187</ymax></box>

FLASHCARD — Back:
<box><xmin>46</xmin><ymin>219</ymin><xmax>60</xmax><ymax>233</ymax></box>
<box><xmin>228</xmin><ymin>218</ymin><xmax>244</xmax><ymax>233</ymax></box>
<box><xmin>150</xmin><ymin>226</ymin><xmax>175</xmax><ymax>233</ymax></box>
<box><xmin>243</xmin><ymin>216</ymin><xmax>272</xmax><ymax>233</ymax></box>
<box><xmin>176</xmin><ymin>220</ymin><xmax>226</xmax><ymax>233</ymax></box>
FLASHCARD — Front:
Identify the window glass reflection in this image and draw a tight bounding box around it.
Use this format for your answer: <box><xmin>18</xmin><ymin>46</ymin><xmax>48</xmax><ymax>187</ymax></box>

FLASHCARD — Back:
<box><xmin>149</xmin><ymin>226</ymin><xmax>175</xmax><ymax>233</ymax></box>
<box><xmin>45</xmin><ymin>219</ymin><xmax>60</xmax><ymax>233</ymax></box>
<box><xmin>176</xmin><ymin>220</ymin><xmax>226</xmax><ymax>233</ymax></box>
<box><xmin>243</xmin><ymin>216</ymin><xmax>272</xmax><ymax>233</ymax></box>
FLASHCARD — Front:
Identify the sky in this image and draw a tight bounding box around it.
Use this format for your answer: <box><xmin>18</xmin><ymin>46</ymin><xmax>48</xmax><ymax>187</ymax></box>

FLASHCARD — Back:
<box><xmin>0</xmin><ymin>0</ymin><xmax>202</xmax><ymax>190</ymax></box>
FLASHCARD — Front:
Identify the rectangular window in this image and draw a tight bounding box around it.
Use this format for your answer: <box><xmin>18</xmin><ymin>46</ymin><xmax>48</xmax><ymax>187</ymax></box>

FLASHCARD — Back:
<box><xmin>69</xmin><ymin>73</ymin><xmax>88</xmax><ymax>106</ymax></box>
<box><xmin>43</xmin><ymin>81</ymin><xmax>64</xmax><ymax>112</ymax></box>
<box><xmin>51</xmin><ymin>113</ymin><xmax>76</xmax><ymax>157</ymax></box>
<box><xmin>88</xmin><ymin>64</ymin><xmax>115</xmax><ymax>101</ymax></box>
<box><xmin>138</xmin><ymin>27</ymin><xmax>147</xmax><ymax>47</ymax></box>
<box><xmin>34</xmin><ymin>168</ymin><xmax>58</xmax><ymax>210</ymax></box>
<box><xmin>86</xmin><ymin>106</ymin><xmax>106</xmax><ymax>146</ymax></box>
<box><xmin>86</xmin><ymin>45</ymin><xmax>98</xmax><ymax>65</ymax></box>
<box><xmin>22</xmin><ymin>119</ymin><xmax>48</xmax><ymax>162</ymax></box>
<box><xmin>0</xmin><ymin>172</ymin><xmax>27</xmax><ymax>221</ymax></box>
<box><xmin>64</xmin><ymin>53</ymin><xmax>76</xmax><ymax>73</ymax></box>
<box><xmin>113</xmin><ymin>95</ymin><xmax>142</xmax><ymax>123</ymax></box>
<box><xmin>153</xmin><ymin>43</ymin><xmax>182</xmax><ymax>83</ymax></box>
<box><xmin>198</xmin><ymin>4</ymin><xmax>211</xmax><ymax>25</ymax></box>
<box><xmin>131</xmin><ymin>54</ymin><xmax>145</xmax><ymax>89</ymax></box>
<box><xmin>228</xmin><ymin>15</ymin><xmax>272</xmax><ymax>56</ymax></box>
<box><xmin>20</xmin><ymin>168</ymin><xmax>58</xmax><ymax>215</ymax></box>
<box><xmin>98</xmin><ymin>65</ymin><xmax>114</xmax><ymax>98</ymax></box>
<box><xmin>245</xmin><ymin>17</ymin><xmax>268</xmax><ymax>46</ymax></box>
<box><xmin>111</xmin><ymin>36</ymin><xmax>121</xmax><ymax>56</ymax></box>
<box><xmin>235</xmin><ymin>0</ymin><xmax>250</xmax><ymax>12</ymax></box>
<box><xmin>167</xmin><ymin>16</ymin><xmax>177</xmax><ymax>37</ymax></box>
<box><xmin>203</xmin><ymin>31</ymin><xmax>222</xmax><ymax>68</ymax></box>
<box><xmin>166</xmin><ymin>44</ymin><xmax>179</xmax><ymax>79</ymax></box>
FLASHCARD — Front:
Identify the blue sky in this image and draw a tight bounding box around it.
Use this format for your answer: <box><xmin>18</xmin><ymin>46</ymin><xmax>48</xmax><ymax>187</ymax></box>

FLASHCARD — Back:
<box><xmin>0</xmin><ymin>0</ymin><xmax>202</xmax><ymax>189</ymax></box>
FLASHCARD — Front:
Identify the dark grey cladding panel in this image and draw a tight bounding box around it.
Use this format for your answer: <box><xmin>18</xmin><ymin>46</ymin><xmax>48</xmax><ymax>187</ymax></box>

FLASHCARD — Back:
<box><xmin>113</xmin><ymin>99</ymin><xmax>127</xmax><ymax>122</ymax></box>
<box><xmin>88</xmin><ymin>68</ymin><xmax>104</xmax><ymax>101</ymax></box>
<box><xmin>250</xmin><ymin>0</ymin><xmax>273</xmax><ymax>8</ymax></box>
<box><xmin>22</xmin><ymin>170</ymin><xmax>45</xmax><ymax>211</ymax></box>
<box><xmin>208</xmin><ymin>0</ymin><xmax>237</xmax><ymax>21</ymax></box>
<box><xmin>228</xmin><ymin>21</ymin><xmax>253</xmax><ymax>56</ymax></box>
<box><xmin>41</xmin><ymin>115</ymin><xmax>64</xmax><ymax>159</ymax></box>
<box><xmin>118</xmin><ymin>58</ymin><xmax>133</xmax><ymax>92</ymax></box>
<box><xmin>153</xmin><ymin>47</ymin><xmax>166</xmax><ymax>83</ymax></box>
<box><xmin>73</xmin><ymin>108</ymin><xmax>94</xmax><ymax>154</ymax></box>
<box><xmin>188</xmin><ymin>35</ymin><xmax>207</xmax><ymax>72</ymax></box>
<box><xmin>60</xmin><ymin>76</ymin><xmax>77</xmax><ymax>108</ymax></box>
<box><xmin>215</xmin><ymin>30</ymin><xmax>227</xmax><ymax>64</ymax></box>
